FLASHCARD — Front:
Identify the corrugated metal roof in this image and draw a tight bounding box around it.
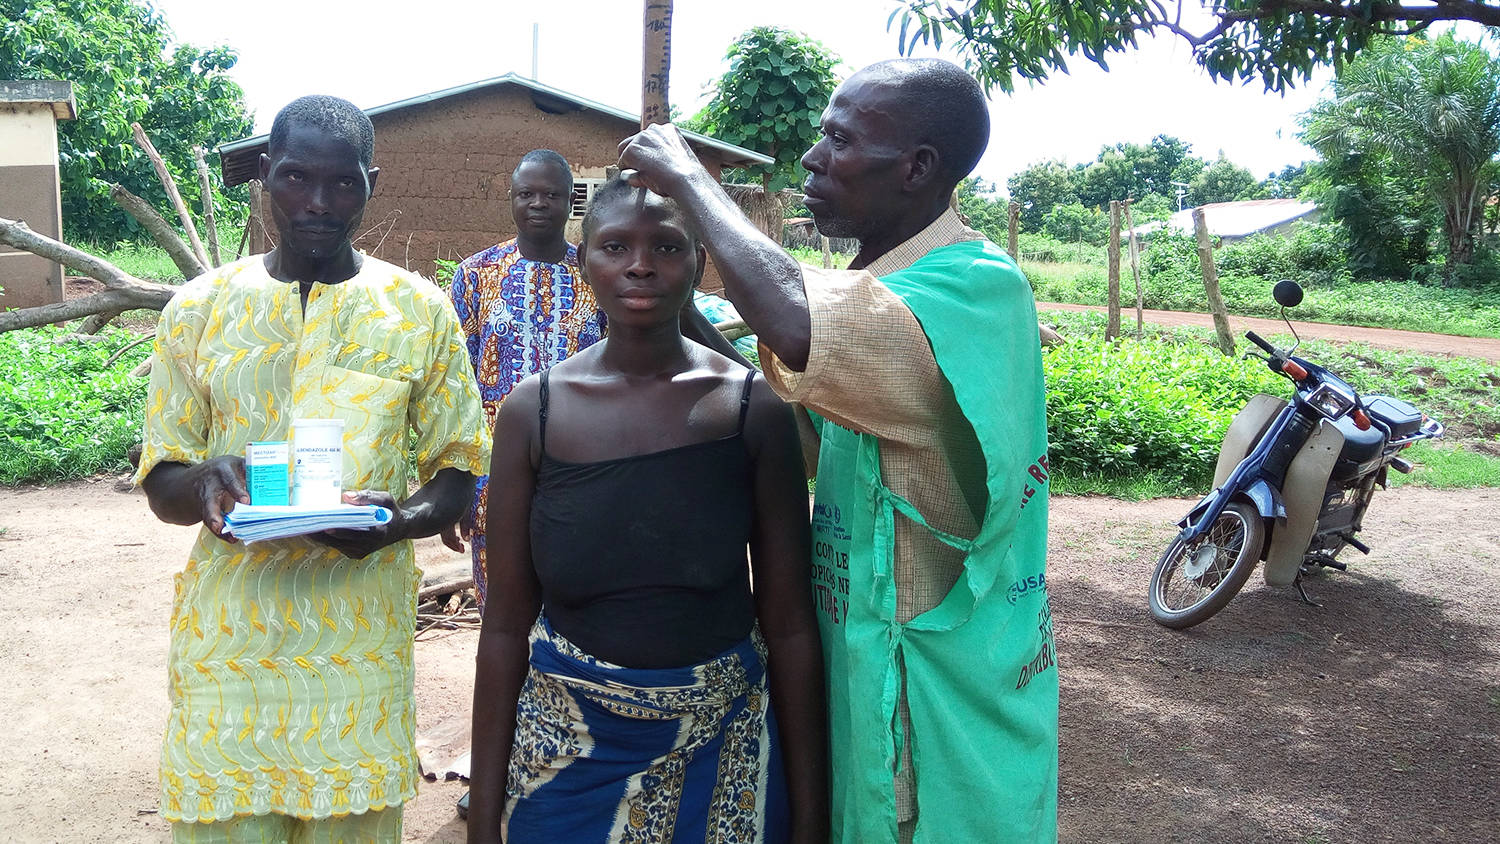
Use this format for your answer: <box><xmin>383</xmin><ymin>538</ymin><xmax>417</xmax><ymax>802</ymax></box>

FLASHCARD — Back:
<box><xmin>1157</xmin><ymin>199</ymin><xmax>1318</xmax><ymax>238</ymax></box>
<box><xmin>217</xmin><ymin>73</ymin><xmax>772</xmax><ymax>187</ymax></box>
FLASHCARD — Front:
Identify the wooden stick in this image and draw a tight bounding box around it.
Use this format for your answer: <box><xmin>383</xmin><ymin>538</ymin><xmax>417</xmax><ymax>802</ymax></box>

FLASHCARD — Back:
<box><xmin>1106</xmin><ymin>200</ymin><xmax>1121</xmax><ymax>341</ymax></box>
<box><xmin>417</xmin><ymin>576</ymin><xmax>474</xmax><ymax>603</ymax></box>
<box><xmin>192</xmin><ymin>146</ymin><xmax>221</xmax><ymax>266</ymax></box>
<box><xmin>103</xmin><ymin>334</ymin><xmax>154</xmax><ymax>367</ymax></box>
<box><xmin>247</xmin><ymin>180</ymin><xmax>270</xmax><ymax>253</ymax></box>
<box><xmin>1124</xmin><ymin>199</ymin><xmax>1144</xmax><ymax>338</ymax></box>
<box><xmin>109</xmin><ymin>184</ymin><xmax>205</xmax><ymax>278</ymax></box>
<box><xmin>1008</xmin><ymin>201</ymin><xmax>1020</xmax><ymax>261</ymax></box>
<box><xmin>131</xmin><ymin>123</ymin><xmax>210</xmax><ymax>268</ymax></box>
<box><xmin>641</xmin><ymin>1</ymin><xmax>673</xmax><ymax>128</ymax></box>
<box><xmin>1192</xmin><ymin>207</ymin><xmax>1236</xmax><ymax>355</ymax></box>
<box><xmin>0</xmin><ymin>217</ymin><xmax>175</xmax><ymax>333</ymax></box>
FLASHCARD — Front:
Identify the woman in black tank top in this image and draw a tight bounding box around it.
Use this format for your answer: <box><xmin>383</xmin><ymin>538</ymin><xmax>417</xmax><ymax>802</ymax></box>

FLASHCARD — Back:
<box><xmin>468</xmin><ymin>176</ymin><xmax>828</xmax><ymax>843</ymax></box>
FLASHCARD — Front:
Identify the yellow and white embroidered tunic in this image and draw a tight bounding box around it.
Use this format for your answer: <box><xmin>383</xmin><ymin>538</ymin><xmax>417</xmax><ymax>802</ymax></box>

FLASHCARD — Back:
<box><xmin>135</xmin><ymin>255</ymin><xmax>489</xmax><ymax>824</ymax></box>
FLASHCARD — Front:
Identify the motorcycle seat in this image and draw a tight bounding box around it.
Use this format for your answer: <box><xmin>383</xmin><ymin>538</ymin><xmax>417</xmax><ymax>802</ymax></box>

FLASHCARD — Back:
<box><xmin>1364</xmin><ymin>395</ymin><xmax>1422</xmax><ymax>439</ymax></box>
<box><xmin>1333</xmin><ymin>412</ymin><xmax>1387</xmax><ymax>464</ymax></box>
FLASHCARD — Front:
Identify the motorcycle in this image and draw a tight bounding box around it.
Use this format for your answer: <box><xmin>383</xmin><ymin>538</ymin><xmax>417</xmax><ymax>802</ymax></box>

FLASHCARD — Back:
<box><xmin>1147</xmin><ymin>280</ymin><xmax>1444</xmax><ymax>629</ymax></box>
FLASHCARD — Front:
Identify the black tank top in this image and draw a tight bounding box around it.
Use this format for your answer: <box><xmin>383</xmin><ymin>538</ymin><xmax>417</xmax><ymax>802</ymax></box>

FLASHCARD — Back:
<box><xmin>529</xmin><ymin>369</ymin><xmax>758</xmax><ymax>669</ymax></box>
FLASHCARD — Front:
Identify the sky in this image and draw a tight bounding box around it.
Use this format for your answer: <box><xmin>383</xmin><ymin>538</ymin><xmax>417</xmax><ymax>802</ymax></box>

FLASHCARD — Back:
<box><xmin>149</xmin><ymin>0</ymin><xmax>1333</xmax><ymax>193</ymax></box>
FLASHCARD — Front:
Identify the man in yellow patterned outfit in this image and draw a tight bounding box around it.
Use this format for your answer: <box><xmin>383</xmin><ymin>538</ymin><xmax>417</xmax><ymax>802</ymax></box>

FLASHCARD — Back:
<box><xmin>137</xmin><ymin>95</ymin><xmax>489</xmax><ymax>842</ymax></box>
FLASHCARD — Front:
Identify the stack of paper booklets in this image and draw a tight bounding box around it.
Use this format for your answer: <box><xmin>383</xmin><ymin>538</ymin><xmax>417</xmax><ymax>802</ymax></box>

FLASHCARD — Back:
<box><xmin>224</xmin><ymin>504</ymin><xmax>392</xmax><ymax>543</ymax></box>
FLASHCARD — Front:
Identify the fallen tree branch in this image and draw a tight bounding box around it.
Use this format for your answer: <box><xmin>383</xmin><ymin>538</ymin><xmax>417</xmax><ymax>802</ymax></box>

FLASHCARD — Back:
<box><xmin>417</xmin><ymin>576</ymin><xmax>475</xmax><ymax>603</ymax></box>
<box><xmin>0</xmin><ymin>217</ymin><xmax>175</xmax><ymax>333</ymax></box>
<box><xmin>131</xmin><ymin>122</ymin><xmax>210</xmax><ymax>268</ymax></box>
<box><xmin>192</xmin><ymin>147</ymin><xmax>222</xmax><ymax>266</ymax></box>
<box><xmin>103</xmin><ymin>334</ymin><xmax>155</xmax><ymax>368</ymax></box>
<box><xmin>109</xmin><ymin>184</ymin><xmax>204</xmax><ymax>279</ymax></box>
<box><xmin>80</xmin><ymin>309</ymin><xmax>125</xmax><ymax>334</ymax></box>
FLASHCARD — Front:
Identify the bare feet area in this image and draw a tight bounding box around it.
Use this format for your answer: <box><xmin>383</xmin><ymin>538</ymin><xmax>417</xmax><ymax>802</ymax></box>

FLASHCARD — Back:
<box><xmin>2</xmin><ymin>480</ymin><xmax>1496</xmax><ymax>842</ymax></box>
<box><xmin>1038</xmin><ymin>302</ymin><xmax>1500</xmax><ymax>364</ymax></box>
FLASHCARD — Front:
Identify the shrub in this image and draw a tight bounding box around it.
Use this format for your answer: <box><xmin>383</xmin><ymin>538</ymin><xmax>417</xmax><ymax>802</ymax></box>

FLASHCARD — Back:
<box><xmin>1043</xmin><ymin>334</ymin><xmax>1283</xmax><ymax>489</ymax></box>
<box><xmin>0</xmin><ymin>325</ymin><xmax>152</xmax><ymax>484</ymax></box>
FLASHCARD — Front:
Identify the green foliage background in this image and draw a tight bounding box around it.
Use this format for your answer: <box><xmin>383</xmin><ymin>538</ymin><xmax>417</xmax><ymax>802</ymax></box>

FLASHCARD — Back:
<box><xmin>686</xmin><ymin>26</ymin><xmax>839</xmax><ymax>190</ymax></box>
<box><xmin>0</xmin><ymin>0</ymin><xmax>253</xmax><ymax>244</ymax></box>
<box><xmin>0</xmin><ymin>324</ymin><xmax>151</xmax><ymax>484</ymax></box>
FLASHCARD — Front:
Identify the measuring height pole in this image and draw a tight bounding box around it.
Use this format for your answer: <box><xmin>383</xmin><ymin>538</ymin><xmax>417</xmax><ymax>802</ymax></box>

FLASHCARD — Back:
<box><xmin>642</xmin><ymin>1</ymin><xmax>673</xmax><ymax>128</ymax></box>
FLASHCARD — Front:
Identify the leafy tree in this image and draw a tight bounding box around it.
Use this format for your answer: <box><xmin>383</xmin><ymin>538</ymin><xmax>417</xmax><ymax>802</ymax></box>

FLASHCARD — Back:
<box><xmin>1076</xmin><ymin>150</ymin><xmax>1141</xmax><ymax>208</ymax></box>
<box><xmin>0</xmin><ymin>0</ymin><xmax>252</xmax><ymax>244</ymax></box>
<box><xmin>1302</xmin><ymin>33</ymin><xmax>1500</xmax><ymax>277</ymax></box>
<box><xmin>1007</xmin><ymin>160</ymin><xmax>1078</xmax><ymax>232</ymax></box>
<box><xmin>686</xmin><ymin>26</ymin><xmax>839</xmax><ymax>191</ymax></box>
<box><xmin>889</xmin><ymin>0</ymin><xmax>1500</xmax><ymax>94</ymax></box>
<box><xmin>1187</xmin><ymin>155</ymin><xmax>1258</xmax><ymax>205</ymax></box>
<box><xmin>1043</xmin><ymin>202</ymin><xmax>1107</xmax><ymax>256</ymax></box>
<box><xmin>1250</xmin><ymin>163</ymin><xmax>1313</xmax><ymax>200</ymax></box>
<box><xmin>1130</xmin><ymin>193</ymin><xmax>1174</xmax><ymax>224</ymax></box>
<box><xmin>955</xmin><ymin>177</ymin><xmax>1010</xmax><ymax>242</ymax></box>
<box><xmin>1304</xmin><ymin>149</ymin><xmax>1432</xmax><ymax>279</ymax></box>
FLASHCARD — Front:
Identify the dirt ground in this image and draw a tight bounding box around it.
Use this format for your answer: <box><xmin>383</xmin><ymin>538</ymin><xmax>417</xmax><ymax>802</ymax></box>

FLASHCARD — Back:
<box><xmin>1037</xmin><ymin>302</ymin><xmax>1500</xmax><ymax>364</ymax></box>
<box><xmin>1</xmin><ymin>481</ymin><xmax>1496</xmax><ymax>842</ymax></box>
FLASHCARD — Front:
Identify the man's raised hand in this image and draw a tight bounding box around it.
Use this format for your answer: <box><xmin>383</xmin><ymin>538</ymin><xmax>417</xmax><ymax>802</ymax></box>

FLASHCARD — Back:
<box><xmin>617</xmin><ymin>123</ymin><xmax>706</xmax><ymax>197</ymax></box>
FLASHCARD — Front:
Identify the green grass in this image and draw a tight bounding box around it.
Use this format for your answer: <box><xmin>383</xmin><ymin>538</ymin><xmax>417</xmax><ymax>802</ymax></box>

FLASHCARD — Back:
<box><xmin>787</xmin><ymin>246</ymin><xmax>853</xmax><ymax>269</ymax></box>
<box><xmin>1388</xmin><ymin>441</ymin><xmax>1500</xmax><ymax>489</ymax></box>
<box><xmin>1026</xmin><ymin>261</ymin><xmax>1500</xmax><ymax>339</ymax></box>
<box><xmin>80</xmin><ymin>223</ymin><xmax>251</xmax><ymax>283</ymax></box>
<box><xmin>1051</xmin><ymin>471</ymin><xmax>1185</xmax><ymax>500</ymax></box>
<box><xmin>84</xmin><ymin>239</ymin><xmax>186</xmax><ymax>282</ymax></box>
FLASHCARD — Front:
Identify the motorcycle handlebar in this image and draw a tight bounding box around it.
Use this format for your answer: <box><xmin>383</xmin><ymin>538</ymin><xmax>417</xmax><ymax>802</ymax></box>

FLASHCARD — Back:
<box><xmin>1245</xmin><ymin>331</ymin><xmax>1276</xmax><ymax>355</ymax></box>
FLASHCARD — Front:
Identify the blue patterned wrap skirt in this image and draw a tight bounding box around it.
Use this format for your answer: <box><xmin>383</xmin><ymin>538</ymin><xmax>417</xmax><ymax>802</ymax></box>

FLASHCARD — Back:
<box><xmin>503</xmin><ymin>617</ymin><xmax>789</xmax><ymax>843</ymax></box>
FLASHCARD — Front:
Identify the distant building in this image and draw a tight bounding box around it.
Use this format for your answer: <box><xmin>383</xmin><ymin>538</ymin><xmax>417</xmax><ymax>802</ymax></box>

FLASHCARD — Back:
<box><xmin>217</xmin><ymin>74</ymin><xmax>771</xmax><ymax>289</ymax></box>
<box><xmin>1135</xmin><ymin>199</ymin><xmax>1319</xmax><ymax>242</ymax></box>
<box><xmin>0</xmin><ymin>80</ymin><xmax>75</xmax><ymax>310</ymax></box>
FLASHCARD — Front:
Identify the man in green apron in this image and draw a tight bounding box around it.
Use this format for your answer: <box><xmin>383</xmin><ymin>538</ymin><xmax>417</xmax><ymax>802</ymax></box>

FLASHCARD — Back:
<box><xmin>620</xmin><ymin>58</ymin><xmax>1056</xmax><ymax>842</ymax></box>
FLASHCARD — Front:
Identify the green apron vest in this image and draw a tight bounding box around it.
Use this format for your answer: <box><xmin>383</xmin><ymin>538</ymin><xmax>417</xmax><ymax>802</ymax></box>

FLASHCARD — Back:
<box><xmin>809</xmin><ymin>239</ymin><xmax>1056</xmax><ymax>843</ymax></box>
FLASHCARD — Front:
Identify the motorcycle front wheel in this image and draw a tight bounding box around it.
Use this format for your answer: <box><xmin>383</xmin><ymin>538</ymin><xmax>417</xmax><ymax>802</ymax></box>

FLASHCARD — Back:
<box><xmin>1148</xmin><ymin>501</ymin><xmax>1266</xmax><ymax>629</ymax></box>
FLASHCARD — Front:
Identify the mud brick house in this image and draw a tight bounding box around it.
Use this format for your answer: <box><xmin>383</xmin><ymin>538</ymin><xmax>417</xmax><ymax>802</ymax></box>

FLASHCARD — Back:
<box><xmin>0</xmin><ymin>80</ymin><xmax>75</xmax><ymax>309</ymax></box>
<box><xmin>217</xmin><ymin>74</ymin><xmax>771</xmax><ymax>289</ymax></box>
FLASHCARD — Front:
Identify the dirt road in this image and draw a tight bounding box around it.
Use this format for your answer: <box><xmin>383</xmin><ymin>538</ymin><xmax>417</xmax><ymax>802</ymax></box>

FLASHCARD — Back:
<box><xmin>1038</xmin><ymin>302</ymin><xmax>1500</xmax><ymax>363</ymax></box>
<box><xmin>1</xmin><ymin>481</ymin><xmax>1496</xmax><ymax>842</ymax></box>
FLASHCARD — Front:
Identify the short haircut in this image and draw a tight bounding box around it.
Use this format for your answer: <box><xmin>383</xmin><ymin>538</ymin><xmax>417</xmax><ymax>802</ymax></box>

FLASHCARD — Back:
<box><xmin>864</xmin><ymin>59</ymin><xmax>989</xmax><ymax>189</ymax></box>
<box><xmin>513</xmin><ymin>149</ymin><xmax>572</xmax><ymax>182</ymax></box>
<box><xmin>579</xmin><ymin>174</ymin><xmax>698</xmax><ymax>249</ymax></box>
<box><xmin>268</xmin><ymin>95</ymin><xmax>375</xmax><ymax>168</ymax></box>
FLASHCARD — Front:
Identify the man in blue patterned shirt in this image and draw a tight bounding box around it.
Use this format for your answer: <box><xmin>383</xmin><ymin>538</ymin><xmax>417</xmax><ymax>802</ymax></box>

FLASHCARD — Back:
<box><xmin>446</xmin><ymin>149</ymin><xmax>606</xmax><ymax>608</ymax></box>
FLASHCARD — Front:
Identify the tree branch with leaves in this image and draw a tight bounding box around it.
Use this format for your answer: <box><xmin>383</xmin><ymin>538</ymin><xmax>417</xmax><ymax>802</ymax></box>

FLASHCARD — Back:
<box><xmin>892</xmin><ymin>0</ymin><xmax>1500</xmax><ymax>94</ymax></box>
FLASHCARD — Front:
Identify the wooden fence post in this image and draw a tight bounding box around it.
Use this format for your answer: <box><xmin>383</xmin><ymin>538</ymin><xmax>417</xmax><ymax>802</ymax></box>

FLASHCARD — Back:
<box><xmin>246</xmin><ymin>180</ymin><xmax>269</xmax><ymax>255</ymax></box>
<box><xmin>821</xmin><ymin>234</ymin><xmax>833</xmax><ymax>269</ymax></box>
<box><xmin>131</xmin><ymin>122</ymin><xmax>210</xmax><ymax>268</ymax></box>
<box><xmin>191</xmin><ymin>146</ymin><xmax>221</xmax><ymax>267</ymax></box>
<box><xmin>1124</xmin><ymin>199</ymin><xmax>1143</xmax><ymax>338</ymax></box>
<box><xmin>1007</xmin><ymin>201</ymin><xmax>1020</xmax><ymax>261</ymax></box>
<box><xmin>1107</xmin><ymin>200</ymin><xmax>1121</xmax><ymax>340</ymax></box>
<box><xmin>1192</xmin><ymin>207</ymin><xmax>1236</xmax><ymax>355</ymax></box>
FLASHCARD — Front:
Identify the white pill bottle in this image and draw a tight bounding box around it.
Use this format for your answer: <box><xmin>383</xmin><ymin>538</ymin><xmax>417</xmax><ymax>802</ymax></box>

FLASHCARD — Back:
<box><xmin>291</xmin><ymin>418</ymin><xmax>345</xmax><ymax>506</ymax></box>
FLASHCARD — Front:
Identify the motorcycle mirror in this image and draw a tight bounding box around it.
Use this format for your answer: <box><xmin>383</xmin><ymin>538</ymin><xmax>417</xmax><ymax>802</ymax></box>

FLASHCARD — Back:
<box><xmin>1273</xmin><ymin>279</ymin><xmax>1304</xmax><ymax>308</ymax></box>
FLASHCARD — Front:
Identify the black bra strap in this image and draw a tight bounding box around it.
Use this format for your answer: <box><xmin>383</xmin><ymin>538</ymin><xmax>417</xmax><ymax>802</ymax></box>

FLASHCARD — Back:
<box><xmin>539</xmin><ymin>370</ymin><xmax>550</xmax><ymax>453</ymax></box>
<box><xmin>737</xmin><ymin>369</ymin><xmax>756</xmax><ymax>434</ymax></box>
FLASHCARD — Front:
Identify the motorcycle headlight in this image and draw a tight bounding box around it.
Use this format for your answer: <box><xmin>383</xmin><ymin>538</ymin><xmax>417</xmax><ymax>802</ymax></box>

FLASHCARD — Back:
<box><xmin>1307</xmin><ymin>383</ymin><xmax>1355</xmax><ymax>420</ymax></box>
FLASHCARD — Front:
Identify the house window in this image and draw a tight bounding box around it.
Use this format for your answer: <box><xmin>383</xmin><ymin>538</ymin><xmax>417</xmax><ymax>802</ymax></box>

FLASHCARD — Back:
<box><xmin>571</xmin><ymin>178</ymin><xmax>606</xmax><ymax>219</ymax></box>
